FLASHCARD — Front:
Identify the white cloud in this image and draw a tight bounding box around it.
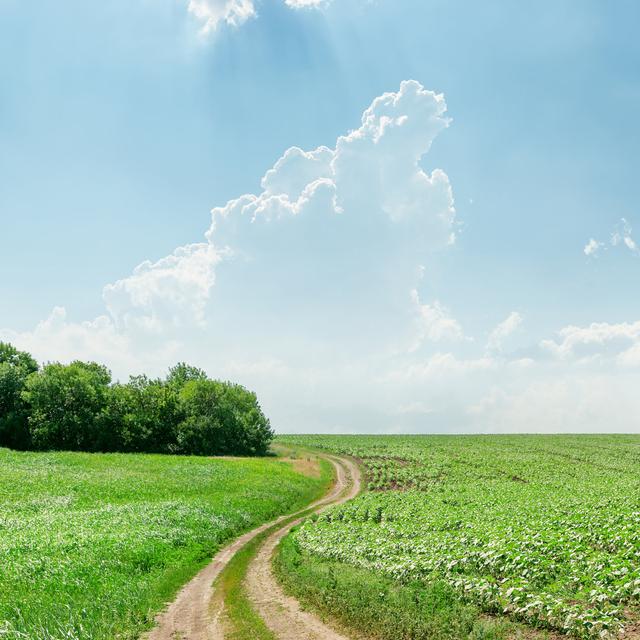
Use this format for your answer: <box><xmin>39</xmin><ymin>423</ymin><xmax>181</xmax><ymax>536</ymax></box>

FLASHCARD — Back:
<box><xmin>0</xmin><ymin>307</ymin><xmax>175</xmax><ymax>379</ymax></box>
<box><xmin>200</xmin><ymin>79</ymin><xmax>455</xmax><ymax>352</ymax></box>
<box><xmin>7</xmin><ymin>75</ymin><xmax>640</xmax><ymax>433</ymax></box>
<box><xmin>1</xmin><ymin>244</ymin><xmax>222</xmax><ymax>379</ymax></box>
<box><xmin>260</xmin><ymin>146</ymin><xmax>334</xmax><ymax>200</ymax></box>
<box><xmin>585</xmin><ymin>217</ymin><xmax>639</xmax><ymax>259</ymax></box>
<box><xmin>332</xmin><ymin>80</ymin><xmax>454</xmax><ymax>227</ymax></box>
<box><xmin>541</xmin><ymin>320</ymin><xmax>640</xmax><ymax>365</ymax></box>
<box><xmin>1</xmin><ymin>307</ymin><xmax>122</xmax><ymax>365</ymax></box>
<box><xmin>7</xmin><ymin>76</ymin><xmax>640</xmax><ymax>433</ymax></box>
<box><xmin>583</xmin><ymin>238</ymin><xmax>603</xmax><ymax>257</ymax></box>
<box><xmin>209</xmin><ymin>79</ymin><xmax>454</xmax><ymax>236</ymax></box>
<box><xmin>409</xmin><ymin>290</ymin><xmax>464</xmax><ymax>351</ymax></box>
<box><xmin>611</xmin><ymin>217</ymin><xmax>639</xmax><ymax>254</ymax></box>
<box><xmin>5</xmin><ymin>81</ymin><xmax>455</xmax><ymax>386</ymax></box>
<box><xmin>487</xmin><ymin>311</ymin><xmax>522</xmax><ymax>353</ymax></box>
<box><xmin>103</xmin><ymin>243</ymin><xmax>222</xmax><ymax>333</ymax></box>
<box><xmin>187</xmin><ymin>0</ymin><xmax>256</xmax><ymax>33</ymax></box>
<box><xmin>617</xmin><ymin>343</ymin><xmax>640</xmax><ymax>367</ymax></box>
<box><xmin>186</xmin><ymin>0</ymin><xmax>333</xmax><ymax>33</ymax></box>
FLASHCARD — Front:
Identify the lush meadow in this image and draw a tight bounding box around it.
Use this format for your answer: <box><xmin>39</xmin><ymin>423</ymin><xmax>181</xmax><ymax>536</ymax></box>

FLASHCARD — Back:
<box><xmin>279</xmin><ymin>435</ymin><xmax>640</xmax><ymax>639</ymax></box>
<box><xmin>0</xmin><ymin>447</ymin><xmax>328</xmax><ymax>639</ymax></box>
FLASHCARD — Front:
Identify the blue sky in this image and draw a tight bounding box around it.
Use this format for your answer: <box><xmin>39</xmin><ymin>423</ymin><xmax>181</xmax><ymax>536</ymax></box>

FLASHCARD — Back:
<box><xmin>2</xmin><ymin>0</ymin><xmax>640</xmax><ymax>432</ymax></box>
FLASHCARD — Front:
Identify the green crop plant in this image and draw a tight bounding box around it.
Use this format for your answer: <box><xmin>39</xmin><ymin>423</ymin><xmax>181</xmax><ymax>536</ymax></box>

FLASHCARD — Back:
<box><xmin>278</xmin><ymin>434</ymin><xmax>640</xmax><ymax>639</ymax></box>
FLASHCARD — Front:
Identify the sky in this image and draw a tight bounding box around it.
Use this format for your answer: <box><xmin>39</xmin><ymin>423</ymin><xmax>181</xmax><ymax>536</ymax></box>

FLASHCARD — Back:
<box><xmin>1</xmin><ymin>0</ymin><xmax>640</xmax><ymax>433</ymax></box>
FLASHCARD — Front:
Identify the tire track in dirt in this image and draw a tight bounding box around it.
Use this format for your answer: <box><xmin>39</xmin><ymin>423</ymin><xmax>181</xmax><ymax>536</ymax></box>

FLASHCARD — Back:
<box><xmin>143</xmin><ymin>453</ymin><xmax>360</xmax><ymax>640</ymax></box>
<box><xmin>244</xmin><ymin>455</ymin><xmax>361</xmax><ymax>640</ymax></box>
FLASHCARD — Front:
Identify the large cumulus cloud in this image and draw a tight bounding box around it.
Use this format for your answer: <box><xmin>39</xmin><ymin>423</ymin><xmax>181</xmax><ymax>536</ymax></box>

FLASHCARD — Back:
<box><xmin>201</xmin><ymin>80</ymin><xmax>455</xmax><ymax>353</ymax></box>
<box><xmin>3</xmin><ymin>81</ymin><xmax>456</xmax><ymax>384</ymax></box>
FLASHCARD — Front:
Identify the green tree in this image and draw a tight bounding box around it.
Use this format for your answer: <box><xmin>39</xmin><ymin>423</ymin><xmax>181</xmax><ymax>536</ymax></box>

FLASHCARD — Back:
<box><xmin>176</xmin><ymin>379</ymin><xmax>273</xmax><ymax>456</ymax></box>
<box><xmin>0</xmin><ymin>343</ymin><xmax>38</xmax><ymax>449</ymax></box>
<box><xmin>23</xmin><ymin>361</ymin><xmax>112</xmax><ymax>451</ymax></box>
<box><xmin>3</xmin><ymin>350</ymin><xmax>272</xmax><ymax>457</ymax></box>
<box><xmin>176</xmin><ymin>379</ymin><xmax>226</xmax><ymax>455</ymax></box>
<box><xmin>105</xmin><ymin>376</ymin><xmax>182</xmax><ymax>453</ymax></box>
<box><xmin>166</xmin><ymin>362</ymin><xmax>208</xmax><ymax>389</ymax></box>
<box><xmin>218</xmin><ymin>383</ymin><xmax>274</xmax><ymax>456</ymax></box>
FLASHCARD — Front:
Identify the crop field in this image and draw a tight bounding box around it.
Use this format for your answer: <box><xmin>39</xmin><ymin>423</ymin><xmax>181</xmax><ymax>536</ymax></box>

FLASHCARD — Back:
<box><xmin>279</xmin><ymin>435</ymin><xmax>640</xmax><ymax>639</ymax></box>
<box><xmin>0</xmin><ymin>447</ymin><xmax>327</xmax><ymax>640</ymax></box>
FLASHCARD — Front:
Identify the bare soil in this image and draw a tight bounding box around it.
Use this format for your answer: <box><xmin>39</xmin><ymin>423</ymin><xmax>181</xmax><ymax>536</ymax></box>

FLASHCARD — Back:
<box><xmin>243</xmin><ymin>456</ymin><xmax>362</xmax><ymax>640</ymax></box>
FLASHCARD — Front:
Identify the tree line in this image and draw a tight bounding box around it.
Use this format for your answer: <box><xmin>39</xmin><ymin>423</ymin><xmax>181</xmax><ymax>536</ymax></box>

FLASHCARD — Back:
<box><xmin>0</xmin><ymin>342</ymin><xmax>274</xmax><ymax>456</ymax></box>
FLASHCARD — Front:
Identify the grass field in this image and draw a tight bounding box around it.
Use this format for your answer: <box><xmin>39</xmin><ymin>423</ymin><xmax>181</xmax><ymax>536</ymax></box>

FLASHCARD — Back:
<box><xmin>278</xmin><ymin>435</ymin><xmax>640</xmax><ymax>639</ymax></box>
<box><xmin>0</xmin><ymin>447</ymin><xmax>328</xmax><ymax>640</ymax></box>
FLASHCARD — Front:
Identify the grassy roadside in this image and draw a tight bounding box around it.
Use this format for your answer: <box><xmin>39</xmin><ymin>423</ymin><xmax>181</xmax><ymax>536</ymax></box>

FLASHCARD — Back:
<box><xmin>273</xmin><ymin>534</ymin><xmax>553</xmax><ymax>640</ymax></box>
<box><xmin>215</xmin><ymin>451</ymin><xmax>333</xmax><ymax>640</ymax></box>
<box><xmin>0</xmin><ymin>448</ymin><xmax>330</xmax><ymax>640</ymax></box>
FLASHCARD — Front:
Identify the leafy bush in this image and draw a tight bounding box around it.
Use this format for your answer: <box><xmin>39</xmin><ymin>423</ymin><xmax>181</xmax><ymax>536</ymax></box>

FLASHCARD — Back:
<box><xmin>23</xmin><ymin>360</ymin><xmax>112</xmax><ymax>451</ymax></box>
<box><xmin>0</xmin><ymin>343</ymin><xmax>274</xmax><ymax>456</ymax></box>
<box><xmin>177</xmin><ymin>379</ymin><xmax>273</xmax><ymax>456</ymax></box>
<box><xmin>105</xmin><ymin>375</ymin><xmax>183</xmax><ymax>453</ymax></box>
<box><xmin>0</xmin><ymin>343</ymin><xmax>38</xmax><ymax>449</ymax></box>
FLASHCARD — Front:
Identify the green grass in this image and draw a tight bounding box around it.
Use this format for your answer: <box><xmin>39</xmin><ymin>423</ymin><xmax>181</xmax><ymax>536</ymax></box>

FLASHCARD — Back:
<box><xmin>278</xmin><ymin>435</ymin><xmax>640</xmax><ymax>639</ymax></box>
<box><xmin>0</xmin><ymin>447</ymin><xmax>327</xmax><ymax>639</ymax></box>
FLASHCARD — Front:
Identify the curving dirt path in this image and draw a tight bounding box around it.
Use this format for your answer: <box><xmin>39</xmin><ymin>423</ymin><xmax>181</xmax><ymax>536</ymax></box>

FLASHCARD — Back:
<box><xmin>143</xmin><ymin>453</ymin><xmax>361</xmax><ymax>640</ymax></box>
<box><xmin>244</xmin><ymin>455</ymin><xmax>361</xmax><ymax>640</ymax></box>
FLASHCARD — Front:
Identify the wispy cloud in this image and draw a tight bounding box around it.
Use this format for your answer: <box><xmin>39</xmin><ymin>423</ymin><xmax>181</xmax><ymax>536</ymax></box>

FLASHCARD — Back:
<box><xmin>409</xmin><ymin>290</ymin><xmax>464</xmax><ymax>352</ymax></box>
<box><xmin>486</xmin><ymin>311</ymin><xmax>522</xmax><ymax>353</ymax></box>
<box><xmin>583</xmin><ymin>238</ymin><xmax>603</xmax><ymax>257</ymax></box>
<box><xmin>584</xmin><ymin>217</ymin><xmax>639</xmax><ymax>259</ymax></box>
<box><xmin>611</xmin><ymin>217</ymin><xmax>639</xmax><ymax>255</ymax></box>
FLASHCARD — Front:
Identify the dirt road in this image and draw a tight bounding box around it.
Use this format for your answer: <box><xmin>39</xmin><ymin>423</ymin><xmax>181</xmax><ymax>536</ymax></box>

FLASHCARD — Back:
<box><xmin>144</xmin><ymin>453</ymin><xmax>361</xmax><ymax>640</ymax></box>
<box><xmin>244</xmin><ymin>455</ymin><xmax>361</xmax><ymax>640</ymax></box>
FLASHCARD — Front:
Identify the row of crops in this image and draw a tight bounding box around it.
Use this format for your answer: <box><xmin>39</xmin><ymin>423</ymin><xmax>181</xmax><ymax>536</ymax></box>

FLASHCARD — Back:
<box><xmin>280</xmin><ymin>435</ymin><xmax>640</xmax><ymax>638</ymax></box>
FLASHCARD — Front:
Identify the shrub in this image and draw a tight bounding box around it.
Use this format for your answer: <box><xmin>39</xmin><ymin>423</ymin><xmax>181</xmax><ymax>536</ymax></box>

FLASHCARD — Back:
<box><xmin>105</xmin><ymin>376</ymin><xmax>183</xmax><ymax>453</ymax></box>
<box><xmin>23</xmin><ymin>361</ymin><xmax>112</xmax><ymax>451</ymax></box>
<box><xmin>0</xmin><ymin>343</ymin><xmax>274</xmax><ymax>456</ymax></box>
<box><xmin>0</xmin><ymin>342</ymin><xmax>38</xmax><ymax>449</ymax></box>
<box><xmin>176</xmin><ymin>379</ymin><xmax>274</xmax><ymax>456</ymax></box>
